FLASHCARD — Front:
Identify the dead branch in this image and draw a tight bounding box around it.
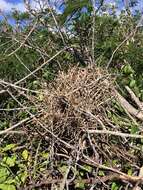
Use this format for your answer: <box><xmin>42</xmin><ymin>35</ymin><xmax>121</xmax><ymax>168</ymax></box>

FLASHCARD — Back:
<box><xmin>115</xmin><ymin>89</ymin><xmax>143</xmax><ymax>121</ymax></box>
<box><xmin>86</xmin><ymin>129</ymin><xmax>143</xmax><ymax>139</ymax></box>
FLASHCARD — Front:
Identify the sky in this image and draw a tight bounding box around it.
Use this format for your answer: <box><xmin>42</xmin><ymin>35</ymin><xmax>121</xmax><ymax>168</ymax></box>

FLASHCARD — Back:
<box><xmin>0</xmin><ymin>0</ymin><xmax>25</xmax><ymax>12</ymax></box>
<box><xmin>0</xmin><ymin>0</ymin><xmax>64</xmax><ymax>12</ymax></box>
<box><xmin>0</xmin><ymin>0</ymin><xmax>143</xmax><ymax>13</ymax></box>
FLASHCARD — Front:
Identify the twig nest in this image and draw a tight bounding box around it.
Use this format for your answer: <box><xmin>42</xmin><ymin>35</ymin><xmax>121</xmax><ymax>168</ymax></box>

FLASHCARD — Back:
<box><xmin>39</xmin><ymin>66</ymin><xmax>115</xmax><ymax>143</ymax></box>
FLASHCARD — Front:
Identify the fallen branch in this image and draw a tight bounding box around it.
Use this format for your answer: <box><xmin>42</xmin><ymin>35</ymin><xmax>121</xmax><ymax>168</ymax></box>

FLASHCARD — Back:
<box><xmin>125</xmin><ymin>86</ymin><xmax>143</xmax><ymax>110</ymax></box>
<box><xmin>115</xmin><ymin>89</ymin><xmax>143</xmax><ymax>121</ymax></box>
<box><xmin>86</xmin><ymin>129</ymin><xmax>143</xmax><ymax>139</ymax></box>
<box><xmin>82</xmin><ymin>156</ymin><xmax>143</xmax><ymax>184</ymax></box>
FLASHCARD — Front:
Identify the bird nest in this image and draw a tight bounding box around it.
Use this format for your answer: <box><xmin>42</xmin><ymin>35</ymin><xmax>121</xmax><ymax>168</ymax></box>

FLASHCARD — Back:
<box><xmin>37</xmin><ymin>66</ymin><xmax>115</xmax><ymax>144</ymax></box>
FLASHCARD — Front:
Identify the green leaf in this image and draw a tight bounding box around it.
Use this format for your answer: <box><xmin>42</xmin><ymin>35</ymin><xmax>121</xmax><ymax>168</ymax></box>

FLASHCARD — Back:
<box><xmin>0</xmin><ymin>184</ymin><xmax>16</xmax><ymax>190</ymax></box>
<box><xmin>19</xmin><ymin>171</ymin><xmax>28</xmax><ymax>183</ymax></box>
<box><xmin>127</xmin><ymin>168</ymin><xmax>132</xmax><ymax>176</ymax></box>
<box><xmin>129</xmin><ymin>79</ymin><xmax>136</xmax><ymax>88</ymax></box>
<box><xmin>111</xmin><ymin>182</ymin><xmax>119</xmax><ymax>190</ymax></box>
<box><xmin>60</xmin><ymin>0</ymin><xmax>91</xmax><ymax>24</ymax></box>
<box><xmin>122</xmin><ymin>64</ymin><xmax>134</xmax><ymax>75</ymax></box>
<box><xmin>80</xmin><ymin>171</ymin><xmax>84</xmax><ymax>177</ymax></box>
<box><xmin>75</xmin><ymin>181</ymin><xmax>85</xmax><ymax>189</ymax></box>
<box><xmin>112</xmin><ymin>159</ymin><xmax>118</xmax><ymax>166</ymax></box>
<box><xmin>130</xmin><ymin>125</ymin><xmax>139</xmax><ymax>134</ymax></box>
<box><xmin>98</xmin><ymin>170</ymin><xmax>105</xmax><ymax>176</ymax></box>
<box><xmin>3</xmin><ymin>156</ymin><xmax>16</xmax><ymax>167</ymax></box>
<box><xmin>0</xmin><ymin>167</ymin><xmax>9</xmax><ymax>183</ymax></box>
<box><xmin>41</xmin><ymin>152</ymin><xmax>49</xmax><ymax>159</ymax></box>
<box><xmin>4</xmin><ymin>178</ymin><xmax>15</xmax><ymax>185</ymax></box>
<box><xmin>22</xmin><ymin>150</ymin><xmax>29</xmax><ymax>161</ymax></box>
<box><xmin>83</xmin><ymin>165</ymin><xmax>92</xmax><ymax>173</ymax></box>
<box><xmin>43</xmin><ymin>71</ymin><xmax>54</xmax><ymax>81</ymax></box>
<box><xmin>32</xmin><ymin>80</ymin><xmax>40</xmax><ymax>89</ymax></box>
<box><xmin>3</xmin><ymin>144</ymin><xmax>16</xmax><ymax>152</ymax></box>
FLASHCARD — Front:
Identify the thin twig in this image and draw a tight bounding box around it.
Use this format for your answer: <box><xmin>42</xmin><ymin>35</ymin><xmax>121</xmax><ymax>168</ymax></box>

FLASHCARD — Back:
<box><xmin>7</xmin><ymin>21</ymin><xmax>38</xmax><ymax>57</ymax></box>
<box><xmin>106</xmin><ymin>15</ymin><xmax>143</xmax><ymax>69</ymax></box>
<box><xmin>0</xmin><ymin>117</ymin><xmax>32</xmax><ymax>135</ymax></box>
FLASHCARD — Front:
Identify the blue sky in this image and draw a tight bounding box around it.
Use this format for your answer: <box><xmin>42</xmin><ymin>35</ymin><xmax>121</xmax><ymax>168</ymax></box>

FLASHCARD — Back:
<box><xmin>6</xmin><ymin>0</ymin><xmax>22</xmax><ymax>3</ymax></box>
<box><xmin>0</xmin><ymin>0</ymin><xmax>63</xmax><ymax>12</ymax></box>
<box><xmin>0</xmin><ymin>0</ymin><xmax>25</xmax><ymax>12</ymax></box>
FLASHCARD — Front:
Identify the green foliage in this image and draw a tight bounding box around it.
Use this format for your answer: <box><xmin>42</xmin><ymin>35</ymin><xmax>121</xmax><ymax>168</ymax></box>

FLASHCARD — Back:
<box><xmin>0</xmin><ymin>159</ymin><xmax>25</xmax><ymax>190</ymax></box>
<box><xmin>98</xmin><ymin>170</ymin><xmax>105</xmax><ymax>176</ymax></box>
<box><xmin>21</xmin><ymin>150</ymin><xmax>29</xmax><ymax>161</ymax></box>
<box><xmin>60</xmin><ymin>0</ymin><xmax>92</xmax><ymax>25</ymax></box>
<box><xmin>111</xmin><ymin>182</ymin><xmax>120</xmax><ymax>190</ymax></box>
<box><xmin>75</xmin><ymin>180</ymin><xmax>85</xmax><ymax>189</ymax></box>
<box><xmin>0</xmin><ymin>184</ymin><xmax>16</xmax><ymax>190</ymax></box>
<box><xmin>12</xmin><ymin>11</ymin><xmax>30</xmax><ymax>21</ymax></box>
<box><xmin>0</xmin><ymin>1</ymin><xmax>143</xmax><ymax>189</ymax></box>
<box><xmin>0</xmin><ymin>167</ymin><xmax>9</xmax><ymax>183</ymax></box>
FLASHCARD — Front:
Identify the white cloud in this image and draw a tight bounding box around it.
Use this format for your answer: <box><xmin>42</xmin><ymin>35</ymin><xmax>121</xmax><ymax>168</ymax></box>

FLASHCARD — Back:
<box><xmin>0</xmin><ymin>0</ymin><xmax>63</xmax><ymax>13</ymax></box>
<box><xmin>0</xmin><ymin>0</ymin><xmax>26</xmax><ymax>12</ymax></box>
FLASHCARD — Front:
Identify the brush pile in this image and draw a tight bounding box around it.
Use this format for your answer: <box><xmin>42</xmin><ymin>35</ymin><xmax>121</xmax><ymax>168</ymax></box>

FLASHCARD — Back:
<box><xmin>24</xmin><ymin>66</ymin><xmax>142</xmax><ymax>189</ymax></box>
<box><xmin>1</xmin><ymin>66</ymin><xmax>143</xmax><ymax>190</ymax></box>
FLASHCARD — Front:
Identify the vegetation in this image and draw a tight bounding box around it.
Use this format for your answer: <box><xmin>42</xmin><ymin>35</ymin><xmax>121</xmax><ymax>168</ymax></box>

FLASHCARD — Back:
<box><xmin>0</xmin><ymin>0</ymin><xmax>143</xmax><ymax>189</ymax></box>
